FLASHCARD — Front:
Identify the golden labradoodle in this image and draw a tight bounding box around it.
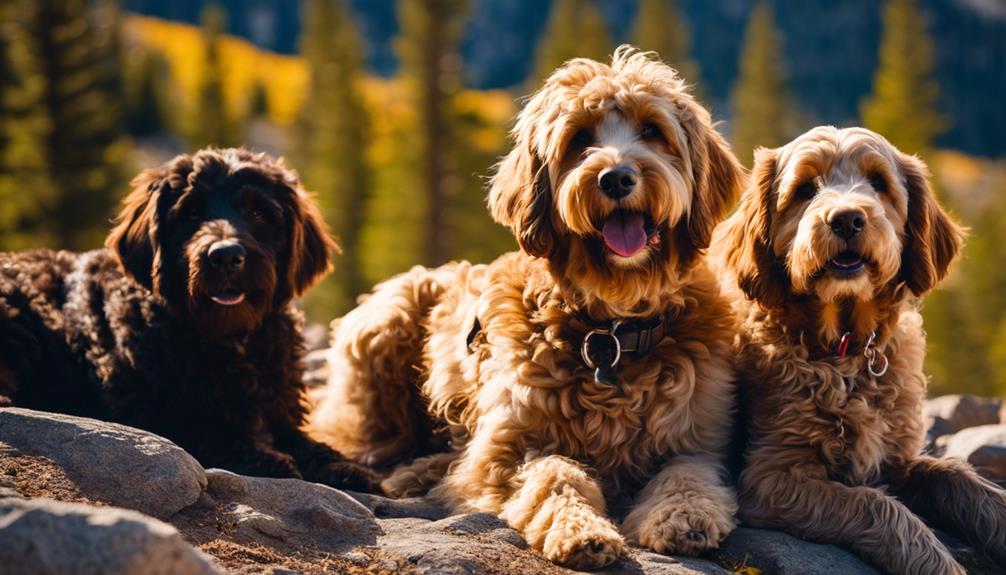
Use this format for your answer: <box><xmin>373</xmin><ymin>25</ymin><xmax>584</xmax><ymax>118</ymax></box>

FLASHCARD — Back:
<box><xmin>712</xmin><ymin>126</ymin><xmax>1006</xmax><ymax>574</ymax></box>
<box><xmin>310</xmin><ymin>47</ymin><xmax>746</xmax><ymax>569</ymax></box>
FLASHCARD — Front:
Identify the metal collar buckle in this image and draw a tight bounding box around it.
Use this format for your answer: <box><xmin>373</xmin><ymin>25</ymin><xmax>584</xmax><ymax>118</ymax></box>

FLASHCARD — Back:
<box><xmin>838</xmin><ymin>330</ymin><xmax>889</xmax><ymax>377</ymax></box>
<box><xmin>581</xmin><ymin>320</ymin><xmax>623</xmax><ymax>385</ymax></box>
<box><xmin>863</xmin><ymin>331</ymin><xmax>889</xmax><ymax>377</ymax></box>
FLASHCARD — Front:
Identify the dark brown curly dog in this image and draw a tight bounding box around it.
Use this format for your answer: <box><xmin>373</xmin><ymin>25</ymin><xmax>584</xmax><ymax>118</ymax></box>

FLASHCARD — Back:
<box><xmin>0</xmin><ymin>148</ymin><xmax>379</xmax><ymax>492</ymax></box>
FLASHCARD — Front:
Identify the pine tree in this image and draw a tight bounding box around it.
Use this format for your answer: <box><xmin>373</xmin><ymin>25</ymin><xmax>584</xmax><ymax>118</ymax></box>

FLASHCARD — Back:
<box><xmin>124</xmin><ymin>49</ymin><xmax>172</xmax><ymax>137</ymax></box>
<box><xmin>448</xmin><ymin>96</ymin><xmax>516</xmax><ymax>266</ymax></box>
<box><xmin>942</xmin><ymin>182</ymin><xmax>1006</xmax><ymax>397</ymax></box>
<box><xmin>296</xmin><ymin>0</ymin><xmax>370</xmax><ymax>318</ymax></box>
<box><xmin>397</xmin><ymin>0</ymin><xmax>469</xmax><ymax>267</ymax></box>
<box><xmin>533</xmin><ymin>0</ymin><xmax>613</xmax><ymax>83</ymax></box>
<box><xmin>30</xmin><ymin>0</ymin><xmax>131</xmax><ymax>249</ymax></box>
<box><xmin>248</xmin><ymin>81</ymin><xmax>269</xmax><ymax>119</ymax></box>
<box><xmin>730</xmin><ymin>2</ymin><xmax>791</xmax><ymax>167</ymax></box>
<box><xmin>861</xmin><ymin>0</ymin><xmax>945</xmax><ymax>156</ymax></box>
<box><xmin>190</xmin><ymin>3</ymin><xmax>237</xmax><ymax>148</ymax></box>
<box><xmin>358</xmin><ymin>107</ymin><xmax>425</xmax><ymax>285</ymax></box>
<box><xmin>633</xmin><ymin>0</ymin><xmax>702</xmax><ymax>96</ymax></box>
<box><xmin>862</xmin><ymin>0</ymin><xmax>965</xmax><ymax>395</ymax></box>
<box><xmin>923</xmin><ymin>284</ymin><xmax>988</xmax><ymax>396</ymax></box>
<box><xmin>0</xmin><ymin>0</ymin><xmax>56</xmax><ymax>250</ymax></box>
<box><xmin>989</xmin><ymin>315</ymin><xmax>1006</xmax><ymax>396</ymax></box>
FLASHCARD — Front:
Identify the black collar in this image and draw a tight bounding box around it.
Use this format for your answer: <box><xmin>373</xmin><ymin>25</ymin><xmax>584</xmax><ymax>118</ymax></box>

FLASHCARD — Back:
<box><xmin>569</xmin><ymin>312</ymin><xmax>667</xmax><ymax>385</ymax></box>
<box><xmin>465</xmin><ymin>310</ymin><xmax>668</xmax><ymax>386</ymax></box>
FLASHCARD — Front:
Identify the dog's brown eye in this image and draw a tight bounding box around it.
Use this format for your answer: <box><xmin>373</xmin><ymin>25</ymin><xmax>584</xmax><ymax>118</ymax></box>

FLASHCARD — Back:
<box><xmin>181</xmin><ymin>205</ymin><xmax>200</xmax><ymax>221</ymax></box>
<box><xmin>569</xmin><ymin>128</ymin><xmax>593</xmax><ymax>152</ymax></box>
<box><xmin>640</xmin><ymin>122</ymin><xmax>663</xmax><ymax>141</ymax></box>
<box><xmin>868</xmin><ymin>173</ymin><xmax>888</xmax><ymax>193</ymax></box>
<box><xmin>795</xmin><ymin>180</ymin><xmax>817</xmax><ymax>200</ymax></box>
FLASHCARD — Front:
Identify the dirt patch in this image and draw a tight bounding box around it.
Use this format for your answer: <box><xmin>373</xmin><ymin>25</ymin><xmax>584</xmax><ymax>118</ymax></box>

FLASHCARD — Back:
<box><xmin>171</xmin><ymin>495</ymin><xmax>406</xmax><ymax>575</ymax></box>
<box><xmin>197</xmin><ymin>540</ymin><xmax>405</xmax><ymax>575</ymax></box>
<box><xmin>445</xmin><ymin>530</ymin><xmax>572</xmax><ymax>575</ymax></box>
<box><xmin>0</xmin><ymin>442</ymin><xmax>99</xmax><ymax>504</ymax></box>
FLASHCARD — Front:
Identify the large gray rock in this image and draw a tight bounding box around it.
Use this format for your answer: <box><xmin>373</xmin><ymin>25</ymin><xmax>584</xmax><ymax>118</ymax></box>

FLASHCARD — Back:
<box><xmin>373</xmin><ymin>511</ymin><xmax>726</xmax><ymax>575</ymax></box>
<box><xmin>711</xmin><ymin>527</ymin><xmax>880</xmax><ymax>575</ymax></box>
<box><xmin>620</xmin><ymin>551</ymin><xmax>731</xmax><ymax>575</ymax></box>
<box><xmin>302</xmin><ymin>322</ymin><xmax>330</xmax><ymax>352</ymax></box>
<box><xmin>4</xmin><ymin>406</ymin><xmax>1001</xmax><ymax>574</ymax></box>
<box><xmin>303</xmin><ymin>348</ymin><xmax>330</xmax><ymax>388</ymax></box>
<box><xmin>173</xmin><ymin>468</ymin><xmax>380</xmax><ymax>553</ymax></box>
<box><xmin>0</xmin><ymin>409</ymin><xmax>206</xmax><ymax>519</ymax></box>
<box><xmin>937</xmin><ymin>424</ymin><xmax>1006</xmax><ymax>479</ymax></box>
<box><xmin>0</xmin><ymin>497</ymin><xmax>219</xmax><ymax>575</ymax></box>
<box><xmin>924</xmin><ymin>395</ymin><xmax>1003</xmax><ymax>444</ymax></box>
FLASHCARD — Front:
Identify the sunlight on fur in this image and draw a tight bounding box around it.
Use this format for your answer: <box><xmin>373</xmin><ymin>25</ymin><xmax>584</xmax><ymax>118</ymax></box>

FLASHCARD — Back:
<box><xmin>711</xmin><ymin>126</ymin><xmax>1006</xmax><ymax>575</ymax></box>
<box><xmin>309</xmin><ymin>45</ymin><xmax>746</xmax><ymax>569</ymax></box>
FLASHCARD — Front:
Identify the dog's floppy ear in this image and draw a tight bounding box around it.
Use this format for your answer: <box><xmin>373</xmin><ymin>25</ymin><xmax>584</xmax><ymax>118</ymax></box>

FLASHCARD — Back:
<box><xmin>487</xmin><ymin>111</ymin><xmax>555</xmax><ymax>258</ymax></box>
<box><xmin>897</xmin><ymin>153</ymin><xmax>965</xmax><ymax>296</ymax></box>
<box><xmin>282</xmin><ymin>184</ymin><xmax>338</xmax><ymax>302</ymax></box>
<box><xmin>722</xmin><ymin>147</ymin><xmax>788</xmax><ymax>308</ymax></box>
<box><xmin>106</xmin><ymin>168</ymin><xmax>165</xmax><ymax>292</ymax></box>
<box><xmin>684</xmin><ymin>112</ymin><xmax>747</xmax><ymax>251</ymax></box>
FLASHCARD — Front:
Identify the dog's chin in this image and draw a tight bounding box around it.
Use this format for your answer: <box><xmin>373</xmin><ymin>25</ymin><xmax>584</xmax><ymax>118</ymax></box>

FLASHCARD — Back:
<box><xmin>807</xmin><ymin>252</ymin><xmax>877</xmax><ymax>303</ymax></box>
<box><xmin>605</xmin><ymin>247</ymin><xmax>655</xmax><ymax>268</ymax></box>
<box><xmin>188</xmin><ymin>287</ymin><xmax>270</xmax><ymax>338</ymax></box>
<box><xmin>595</xmin><ymin>209</ymin><xmax>662</xmax><ymax>268</ymax></box>
<box><xmin>208</xmin><ymin>289</ymin><xmax>247</xmax><ymax>307</ymax></box>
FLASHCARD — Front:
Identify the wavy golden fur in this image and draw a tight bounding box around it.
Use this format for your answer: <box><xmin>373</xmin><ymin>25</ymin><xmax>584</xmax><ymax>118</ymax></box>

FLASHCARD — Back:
<box><xmin>309</xmin><ymin>46</ymin><xmax>745</xmax><ymax>569</ymax></box>
<box><xmin>712</xmin><ymin>126</ymin><xmax>1006</xmax><ymax>574</ymax></box>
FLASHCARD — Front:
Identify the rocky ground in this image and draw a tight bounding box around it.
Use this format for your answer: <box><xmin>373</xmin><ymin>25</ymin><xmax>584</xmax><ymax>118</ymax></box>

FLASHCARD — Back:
<box><xmin>1</xmin><ymin>395</ymin><xmax>1004</xmax><ymax>575</ymax></box>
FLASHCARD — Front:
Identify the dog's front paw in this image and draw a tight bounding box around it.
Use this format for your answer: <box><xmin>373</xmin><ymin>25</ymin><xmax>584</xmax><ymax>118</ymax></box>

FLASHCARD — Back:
<box><xmin>623</xmin><ymin>492</ymin><xmax>736</xmax><ymax>556</ymax></box>
<box><xmin>978</xmin><ymin>486</ymin><xmax>1006</xmax><ymax>565</ymax></box>
<box><xmin>232</xmin><ymin>448</ymin><xmax>302</xmax><ymax>479</ymax></box>
<box><xmin>900</xmin><ymin>544</ymin><xmax>966</xmax><ymax>575</ymax></box>
<box><xmin>380</xmin><ymin>453</ymin><xmax>456</xmax><ymax>498</ymax></box>
<box><xmin>381</xmin><ymin>468</ymin><xmax>433</xmax><ymax>499</ymax></box>
<box><xmin>309</xmin><ymin>461</ymin><xmax>384</xmax><ymax>494</ymax></box>
<box><xmin>540</xmin><ymin>509</ymin><xmax>624</xmax><ymax>570</ymax></box>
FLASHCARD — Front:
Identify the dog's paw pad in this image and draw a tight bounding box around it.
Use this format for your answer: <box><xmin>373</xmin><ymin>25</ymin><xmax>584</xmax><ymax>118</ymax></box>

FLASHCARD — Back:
<box><xmin>628</xmin><ymin>496</ymin><xmax>735</xmax><ymax>556</ymax></box>
<box><xmin>544</xmin><ymin>518</ymin><xmax>624</xmax><ymax>570</ymax></box>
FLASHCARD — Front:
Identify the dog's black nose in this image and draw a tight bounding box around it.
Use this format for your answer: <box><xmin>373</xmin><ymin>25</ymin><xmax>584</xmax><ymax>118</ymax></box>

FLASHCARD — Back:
<box><xmin>208</xmin><ymin>241</ymin><xmax>246</xmax><ymax>273</ymax></box>
<box><xmin>829</xmin><ymin>210</ymin><xmax>867</xmax><ymax>239</ymax></box>
<box><xmin>598</xmin><ymin>166</ymin><xmax>637</xmax><ymax>199</ymax></box>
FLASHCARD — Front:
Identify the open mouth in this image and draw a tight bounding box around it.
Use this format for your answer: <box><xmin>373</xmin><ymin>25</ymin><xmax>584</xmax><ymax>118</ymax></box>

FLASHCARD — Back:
<box><xmin>600</xmin><ymin>210</ymin><xmax>661</xmax><ymax>258</ymax></box>
<box><xmin>210</xmin><ymin>290</ymin><xmax>246</xmax><ymax>306</ymax></box>
<box><xmin>825</xmin><ymin>251</ymin><xmax>866</xmax><ymax>277</ymax></box>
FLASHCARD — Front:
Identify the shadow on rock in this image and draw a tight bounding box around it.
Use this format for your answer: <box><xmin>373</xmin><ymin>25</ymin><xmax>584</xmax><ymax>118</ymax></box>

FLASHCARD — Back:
<box><xmin>172</xmin><ymin>469</ymin><xmax>380</xmax><ymax>555</ymax></box>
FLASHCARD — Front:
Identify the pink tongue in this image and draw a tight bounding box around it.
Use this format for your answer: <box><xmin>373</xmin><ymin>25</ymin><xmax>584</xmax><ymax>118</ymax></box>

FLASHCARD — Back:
<box><xmin>601</xmin><ymin>212</ymin><xmax>647</xmax><ymax>257</ymax></box>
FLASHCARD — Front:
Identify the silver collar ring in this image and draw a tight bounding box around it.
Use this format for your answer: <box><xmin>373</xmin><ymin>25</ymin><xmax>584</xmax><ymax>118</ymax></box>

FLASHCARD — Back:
<box><xmin>863</xmin><ymin>331</ymin><xmax>889</xmax><ymax>377</ymax></box>
<box><xmin>581</xmin><ymin>322</ymin><xmax>623</xmax><ymax>370</ymax></box>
